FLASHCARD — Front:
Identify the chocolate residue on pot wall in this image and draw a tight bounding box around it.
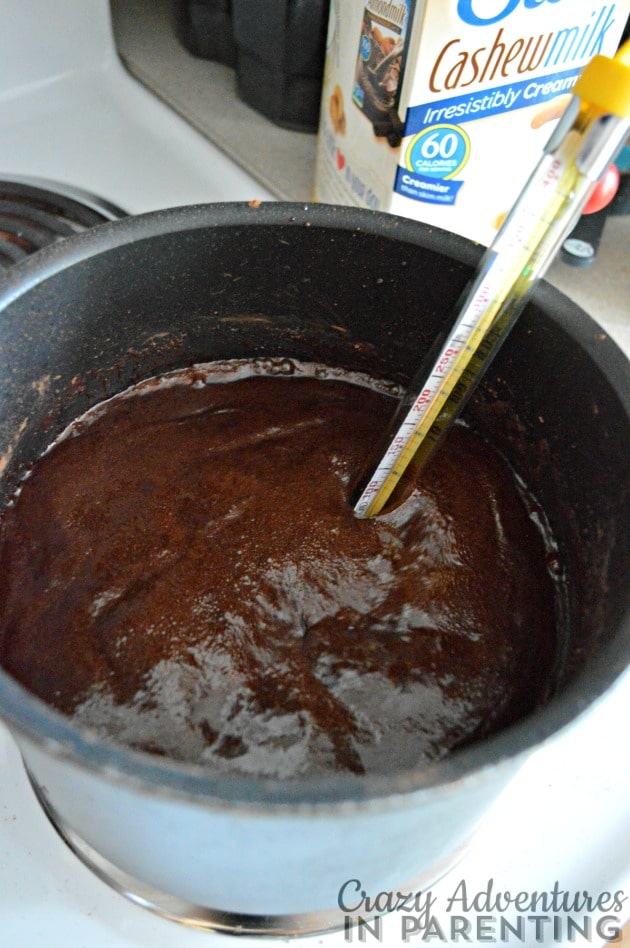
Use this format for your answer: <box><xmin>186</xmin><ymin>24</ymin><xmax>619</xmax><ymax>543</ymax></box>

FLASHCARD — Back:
<box><xmin>0</xmin><ymin>362</ymin><xmax>559</xmax><ymax>778</ymax></box>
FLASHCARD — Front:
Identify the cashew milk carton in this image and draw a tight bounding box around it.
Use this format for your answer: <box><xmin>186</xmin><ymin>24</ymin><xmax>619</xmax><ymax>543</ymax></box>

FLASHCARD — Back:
<box><xmin>315</xmin><ymin>0</ymin><xmax>630</xmax><ymax>246</ymax></box>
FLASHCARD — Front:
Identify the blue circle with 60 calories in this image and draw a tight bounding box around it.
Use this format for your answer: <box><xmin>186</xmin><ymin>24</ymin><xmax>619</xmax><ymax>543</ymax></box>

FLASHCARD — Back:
<box><xmin>360</xmin><ymin>34</ymin><xmax>371</xmax><ymax>60</ymax></box>
<box><xmin>406</xmin><ymin>124</ymin><xmax>470</xmax><ymax>180</ymax></box>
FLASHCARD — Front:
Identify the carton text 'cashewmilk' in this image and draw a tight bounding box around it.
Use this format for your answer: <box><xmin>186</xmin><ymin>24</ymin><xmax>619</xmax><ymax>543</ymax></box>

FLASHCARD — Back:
<box><xmin>314</xmin><ymin>0</ymin><xmax>630</xmax><ymax>246</ymax></box>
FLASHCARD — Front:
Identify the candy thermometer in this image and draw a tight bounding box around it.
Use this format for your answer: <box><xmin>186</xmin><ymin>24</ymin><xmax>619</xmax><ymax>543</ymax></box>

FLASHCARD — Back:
<box><xmin>353</xmin><ymin>40</ymin><xmax>630</xmax><ymax>519</ymax></box>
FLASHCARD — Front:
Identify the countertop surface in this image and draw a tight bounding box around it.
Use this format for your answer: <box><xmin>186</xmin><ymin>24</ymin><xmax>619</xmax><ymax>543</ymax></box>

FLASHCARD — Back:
<box><xmin>546</xmin><ymin>215</ymin><xmax>629</xmax><ymax>356</ymax></box>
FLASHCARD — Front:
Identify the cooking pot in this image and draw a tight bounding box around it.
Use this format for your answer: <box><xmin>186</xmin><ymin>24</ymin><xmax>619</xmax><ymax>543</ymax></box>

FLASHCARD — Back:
<box><xmin>0</xmin><ymin>202</ymin><xmax>627</xmax><ymax>935</ymax></box>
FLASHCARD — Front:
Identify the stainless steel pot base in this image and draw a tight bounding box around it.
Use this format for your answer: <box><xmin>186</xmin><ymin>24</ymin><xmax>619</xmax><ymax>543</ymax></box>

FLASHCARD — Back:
<box><xmin>26</xmin><ymin>767</ymin><xmax>469</xmax><ymax>937</ymax></box>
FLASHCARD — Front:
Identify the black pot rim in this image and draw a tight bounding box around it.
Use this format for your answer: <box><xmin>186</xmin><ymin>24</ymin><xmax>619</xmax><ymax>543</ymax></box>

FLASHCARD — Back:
<box><xmin>0</xmin><ymin>201</ymin><xmax>628</xmax><ymax>809</ymax></box>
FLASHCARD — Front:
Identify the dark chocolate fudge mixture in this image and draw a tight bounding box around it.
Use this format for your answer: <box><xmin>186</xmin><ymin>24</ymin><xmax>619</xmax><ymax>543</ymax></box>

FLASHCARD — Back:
<box><xmin>0</xmin><ymin>362</ymin><xmax>557</xmax><ymax>778</ymax></box>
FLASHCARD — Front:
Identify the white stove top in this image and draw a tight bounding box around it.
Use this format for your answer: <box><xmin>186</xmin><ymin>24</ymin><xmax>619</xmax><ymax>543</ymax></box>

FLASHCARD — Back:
<box><xmin>0</xmin><ymin>3</ymin><xmax>628</xmax><ymax>945</ymax></box>
<box><xmin>0</xmin><ymin>2</ymin><xmax>273</xmax><ymax>216</ymax></box>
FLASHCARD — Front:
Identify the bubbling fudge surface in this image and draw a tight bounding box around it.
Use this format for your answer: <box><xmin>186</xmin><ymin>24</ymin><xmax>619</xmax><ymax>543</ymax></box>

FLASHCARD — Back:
<box><xmin>0</xmin><ymin>361</ymin><xmax>558</xmax><ymax>778</ymax></box>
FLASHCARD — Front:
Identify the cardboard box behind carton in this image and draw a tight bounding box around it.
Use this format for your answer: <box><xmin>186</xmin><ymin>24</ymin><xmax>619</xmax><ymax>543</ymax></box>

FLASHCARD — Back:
<box><xmin>315</xmin><ymin>0</ymin><xmax>630</xmax><ymax>247</ymax></box>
